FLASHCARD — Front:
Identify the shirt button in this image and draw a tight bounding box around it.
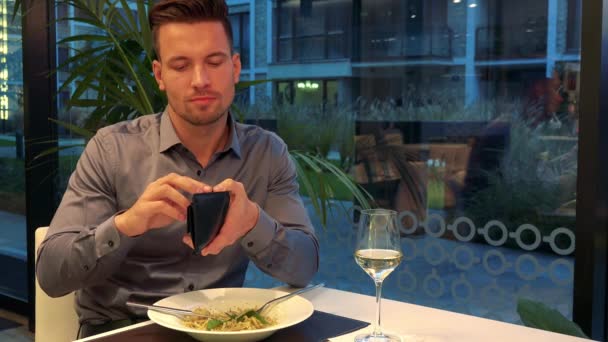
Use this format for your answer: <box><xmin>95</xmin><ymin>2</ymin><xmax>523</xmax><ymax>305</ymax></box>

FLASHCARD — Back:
<box><xmin>108</xmin><ymin>240</ymin><xmax>114</xmax><ymax>247</ymax></box>
<box><xmin>247</xmin><ymin>242</ymin><xmax>254</xmax><ymax>247</ymax></box>
<box><xmin>196</xmin><ymin>170</ymin><xmax>202</xmax><ymax>176</ymax></box>
<box><xmin>188</xmin><ymin>284</ymin><xmax>195</xmax><ymax>291</ymax></box>
<box><xmin>266</xmin><ymin>263</ymin><xmax>272</xmax><ymax>268</ymax></box>
<box><xmin>83</xmin><ymin>265</ymin><xmax>89</xmax><ymax>271</ymax></box>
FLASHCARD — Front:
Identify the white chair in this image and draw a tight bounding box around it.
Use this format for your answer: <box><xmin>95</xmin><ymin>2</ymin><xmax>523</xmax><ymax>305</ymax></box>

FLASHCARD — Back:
<box><xmin>35</xmin><ymin>227</ymin><xmax>79</xmax><ymax>342</ymax></box>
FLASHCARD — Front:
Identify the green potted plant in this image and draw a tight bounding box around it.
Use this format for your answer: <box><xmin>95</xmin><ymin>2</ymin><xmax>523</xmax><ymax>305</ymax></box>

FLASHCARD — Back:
<box><xmin>517</xmin><ymin>298</ymin><xmax>587</xmax><ymax>338</ymax></box>
<box><xmin>463</xmin><ymin>115</ymin><xmax>577</xmax><ymax>251</ymax></box>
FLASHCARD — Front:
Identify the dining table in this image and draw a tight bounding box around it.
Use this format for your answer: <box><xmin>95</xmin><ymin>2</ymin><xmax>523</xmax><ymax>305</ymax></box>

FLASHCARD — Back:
<box><xmin>74</xmin><ymin>286</ymin><xmax>594</xmax><ymax>342</ymax></box>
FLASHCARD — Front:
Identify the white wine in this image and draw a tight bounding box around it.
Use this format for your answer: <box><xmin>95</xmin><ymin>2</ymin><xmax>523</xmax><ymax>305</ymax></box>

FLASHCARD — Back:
<box><xmin>354</xmin><ymin>249</ymin><xmax>403</xmax><ymax>281</ymax></box>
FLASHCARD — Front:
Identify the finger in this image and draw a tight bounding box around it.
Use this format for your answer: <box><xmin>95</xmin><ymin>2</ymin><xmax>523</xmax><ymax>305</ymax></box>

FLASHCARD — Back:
<box><xmin>160</xmin><ymin>173</ymin><xmax>211</xmax><ymax>194</ymax></box>
<box><xmin>182</xmin><ymin>234</ymin><xmax>194</xmax><ymax>249</ymax></box>
<box><xmin>213</xmin><ymin>178</ymin><xmax>242</xmax><ymax>194</ymax></box>
<box><xmin>201</xmin><ymin>233</ymin><xmax>233</xmax><ymax>256</ymax></box>
<box><xmin>148</xmin><ymin>201</ymin><xmax>186</xmax><ymax>222</ymax></box>
<box><xmin>146</xmin><ymin>183</ymin><xmax>192</xmax><ymax>210</ymax></box>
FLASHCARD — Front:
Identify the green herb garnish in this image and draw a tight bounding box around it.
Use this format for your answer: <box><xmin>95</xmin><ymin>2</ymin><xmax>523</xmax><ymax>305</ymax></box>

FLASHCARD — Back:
<box><xmin>206</xmin><ymin>319</ymin><xmax>224</xmax><ymax>330</ymax></box>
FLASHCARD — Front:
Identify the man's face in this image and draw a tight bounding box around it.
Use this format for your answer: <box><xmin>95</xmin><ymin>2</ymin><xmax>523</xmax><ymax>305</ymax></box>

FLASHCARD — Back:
<box><xmin>152</xmin><ymin>21</ymin><xmax>241</xmax><ymax>126</ymax></box>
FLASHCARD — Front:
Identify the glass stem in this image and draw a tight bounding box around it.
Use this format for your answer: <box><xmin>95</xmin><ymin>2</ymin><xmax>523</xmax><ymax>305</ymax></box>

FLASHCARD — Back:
<box><xmin>373</xmin><ymin>280</ymin><xmax>383</xmax><ymax>336</ymax></box>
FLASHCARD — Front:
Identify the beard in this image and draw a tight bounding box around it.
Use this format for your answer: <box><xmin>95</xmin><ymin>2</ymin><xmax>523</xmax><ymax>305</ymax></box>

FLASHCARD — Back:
<box><xmin>177</xmin><ymin>103</ymin><xmax>229</xmax><ymax>127</ymax></box>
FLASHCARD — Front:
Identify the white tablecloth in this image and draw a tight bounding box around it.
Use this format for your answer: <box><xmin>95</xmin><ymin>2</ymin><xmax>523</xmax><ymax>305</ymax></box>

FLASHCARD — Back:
<box><xmin>75</xmin><ymin>286</ymin><xmax>594</xmax><ymax>342</ymax></box>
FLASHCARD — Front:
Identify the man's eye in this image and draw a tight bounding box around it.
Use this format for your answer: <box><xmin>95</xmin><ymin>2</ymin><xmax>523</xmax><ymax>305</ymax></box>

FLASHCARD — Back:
<box><xmin>172</xmin><ymin>64</ymin><xmax>187</xmax><ymax>71</ymax></box>
<box><xmin>208</xmin><ymin>60</ymin><xmax>223</xmax><ymax>67</ymax></box>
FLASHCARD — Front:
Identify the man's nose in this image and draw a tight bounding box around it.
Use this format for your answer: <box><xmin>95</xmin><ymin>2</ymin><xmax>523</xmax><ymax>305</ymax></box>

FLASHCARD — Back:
<box><xmin>191</xmin><ymin>66</ymin><xmax>210</xmax><ymax>88</ymax></box>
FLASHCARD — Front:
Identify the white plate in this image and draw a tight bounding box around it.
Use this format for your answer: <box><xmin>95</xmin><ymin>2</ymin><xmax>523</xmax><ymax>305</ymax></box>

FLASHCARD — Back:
<box><xmin>148</xmin><ymin>287</ymin><xmax>314</xmax><ymax>342</ymax></box>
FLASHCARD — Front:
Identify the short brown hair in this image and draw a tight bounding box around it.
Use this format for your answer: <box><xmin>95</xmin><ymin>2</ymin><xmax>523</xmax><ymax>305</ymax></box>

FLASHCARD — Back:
<box><xmin>148</xmin><ymin>0</ymin><xmax>233</xmax><ymax>58</ymax></box>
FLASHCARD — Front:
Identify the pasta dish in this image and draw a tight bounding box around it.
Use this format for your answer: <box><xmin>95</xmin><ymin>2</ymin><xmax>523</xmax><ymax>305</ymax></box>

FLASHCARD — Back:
<box><xmin>182</xmin><ymin>307</ymin><xmax>276</xmax><ymax>331</ymax></box>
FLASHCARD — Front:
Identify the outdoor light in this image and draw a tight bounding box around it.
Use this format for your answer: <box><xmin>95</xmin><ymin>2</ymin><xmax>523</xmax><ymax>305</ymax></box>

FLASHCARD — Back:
<box><xmin>453</xmin><ymin>0</ymin><xmax>461</xmax><ymax>3</ymax></box>
<box><xmin>469</xmin><ymin>3</ymin><xmax>477</xmax><ymax>8</ymax></box>
<box><xmin>297</xmin><ymin>81</ymin><xmax>319</xmax><ymax>90</ymax></box>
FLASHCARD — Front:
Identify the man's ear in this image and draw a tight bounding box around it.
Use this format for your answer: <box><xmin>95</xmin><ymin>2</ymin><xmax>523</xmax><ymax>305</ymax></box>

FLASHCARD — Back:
<box><xmin>153</xmin><ymin>60</ymin><xmax>165</xmax><ymax>91</ymax></box>
<box><xmin>232</xmin><ymin>53</ymin><xmax>241</xmax><ymax>84</ymax></box>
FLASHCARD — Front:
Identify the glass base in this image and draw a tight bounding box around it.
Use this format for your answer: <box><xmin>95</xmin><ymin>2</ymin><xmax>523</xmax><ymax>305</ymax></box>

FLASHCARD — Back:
<box><xmin>354</xmin><ymin>332</ymin><xmax>402</xmax><ymax>342</ymax></box>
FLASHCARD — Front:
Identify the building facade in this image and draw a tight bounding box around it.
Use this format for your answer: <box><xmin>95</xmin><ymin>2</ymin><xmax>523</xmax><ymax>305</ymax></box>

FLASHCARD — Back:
<box><xmin>228</xmin><ymin>0</ymin><xmax>581</xmax><ymax>113</ymax></box>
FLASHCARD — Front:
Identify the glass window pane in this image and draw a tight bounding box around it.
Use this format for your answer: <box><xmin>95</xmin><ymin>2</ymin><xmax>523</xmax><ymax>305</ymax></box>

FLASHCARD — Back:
<box><xmin>327</xmin><ymin>34</ymin><xmax>346</xmax><ymax>59</ymax></box>
<box><xmin>278</xmin><ymin>39</ymin><xmax>293</xmax><ymax>61</ymax></box>
<box><xmin>326</xmin><ymin>0</ymin><xmax>349</xmax><ymax>33</ymax></box>
<box><xmin>326</xmin><ymin>80</ymin><xmax>338</xmax><ymax>105</ymax></box>
<box><xmin>229</xmin><ymin>13</ymin><xmax>250</xmax><ymax>69</ymax></box>
<box><xmin>295</xmin><ymin>36</ymin><xmax>325</xmax><ymax>60</ymax></box>
<box><xmin>0</xmin><ymin>0</ymin><xmax>26</xmax><ymax>302</ymax></box>
<box><xmin>360</xmin><ymin>0</ymin><xmax>402</xmax><ymax>60</ymax></box>
<box><xmin>18</xmin><ymin>0</ymin><xmax>586</xmax><ymax>335</ymax></box>
<box><xmin>251</xmin><ymin>0</ymin><xmax>583</xmax><ymax>332</ymax></box>
<box><xmin>294</xmin><ymin>80</ymin><xmax>323</xmax><ymax>105</ymax></box>
<box><xmin>294</xmin><ymin>4</ymin><xmax>324</xmax><ymax>36</ymax></box>
<box><xmin>476</xmin><ymin>0</ymin><xmax>548</xmax><ymax>59</ymax></box>
<box><xmin>279</xmin><ymin>1</ymin><xmax>295</xmax><ymax>37</ymax></box>
<box><xmin>229</xmin><ymin>15</ymin><xmax>241</xmax><ymax>52</ymax></box>
<box><xmin>242</xmin><ymin>13</ymin><xmax>250</xmax><ymax>69</ymax></box>
<box><xmin>277</xmin><ymin>81</ymin><xmax>293</xmax><ymax>104</ymax></box>
<box><xmin>55</xmin><ymin>0</ymin><xmax>107</xmax><ymax>203</ymax></box>
<box><xmin>234</xmin><ymin>74</ymin><xmax>250</xmax><ymax>106</ymax></box>
<box><xmin>566</xmin><ymin>0</ymin><xmax>581</xmax><ymax>53</ymax></box>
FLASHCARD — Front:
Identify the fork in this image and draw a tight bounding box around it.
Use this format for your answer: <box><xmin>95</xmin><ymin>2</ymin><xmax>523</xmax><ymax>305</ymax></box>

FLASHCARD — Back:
<box><xmin>126</xmin><ymin>301</ymin><xmax>212</xmax><ymax>319</ymax></box>
<box><xmin>247</xmin><ymin>282</ymin><xmax>325</xmax><ymax>316</ymax></box>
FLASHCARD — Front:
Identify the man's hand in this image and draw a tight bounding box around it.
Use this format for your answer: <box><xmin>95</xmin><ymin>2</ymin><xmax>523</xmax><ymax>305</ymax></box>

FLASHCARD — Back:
<box><xmin>182</xmin><ymin>178</ymin><xmax>259</xmax><ymax>255</ymax></box>
<box><xmin>115</xmin><ymin>173</ymin><xmax>211</xmax><ymax>237</ymax></box>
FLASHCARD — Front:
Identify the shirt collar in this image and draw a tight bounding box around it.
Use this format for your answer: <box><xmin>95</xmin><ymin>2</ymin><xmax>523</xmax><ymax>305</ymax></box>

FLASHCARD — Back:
<box><xmin>224</xmin><ymin>114</ymin><xmax>242</xmax><ymax>158</ymax></box>
<box><xmin>159</xmin><ymin>108</ymin><xmax>242</xmax><ymax>159</ymax></box>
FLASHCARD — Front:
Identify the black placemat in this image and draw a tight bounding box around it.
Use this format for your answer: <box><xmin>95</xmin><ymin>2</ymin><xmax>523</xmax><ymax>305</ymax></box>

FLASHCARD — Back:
<box><xmin>89</xmin><ymin>310</ymin><xmax>369</xmax><ymax>342</ymax></box>
<box><xmin>264</xmin><ymin>310</ymin><xmax>369</xmax><ymax>341</ymax></box>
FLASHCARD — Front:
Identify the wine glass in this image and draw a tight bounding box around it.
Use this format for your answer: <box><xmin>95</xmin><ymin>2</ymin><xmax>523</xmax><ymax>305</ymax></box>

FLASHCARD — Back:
<box><xmin>354</xmin><ymin>209</ymin><xmax>402</xmax><ymax>342</ymax></box>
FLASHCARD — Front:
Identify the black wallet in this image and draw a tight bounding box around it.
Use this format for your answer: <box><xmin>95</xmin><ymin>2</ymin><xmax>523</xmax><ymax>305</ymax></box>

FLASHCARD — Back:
<box><xmin>187</xmin><ymin>192</ymin><xmax>230</xmax><ymax>254</ymax></box>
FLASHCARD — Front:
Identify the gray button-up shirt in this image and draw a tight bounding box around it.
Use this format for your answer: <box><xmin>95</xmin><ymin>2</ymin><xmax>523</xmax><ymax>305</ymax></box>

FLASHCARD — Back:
<box><xmin>36</xmin><ymin>112</ymin><xmax>319</xmax><ymax>325</ymax></box>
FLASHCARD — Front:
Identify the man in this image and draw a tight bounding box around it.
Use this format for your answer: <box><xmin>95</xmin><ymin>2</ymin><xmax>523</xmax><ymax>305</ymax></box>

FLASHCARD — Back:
<box><xmin>36</xmin><ymin>0</ymin><xmax>319</xmax><ymax>338</ymax></box>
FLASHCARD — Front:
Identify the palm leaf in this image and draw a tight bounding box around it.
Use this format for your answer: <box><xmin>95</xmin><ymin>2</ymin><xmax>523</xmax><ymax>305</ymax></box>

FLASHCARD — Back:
<box><xmin>49</xmin><ymin>119</ymin><xmax>95</xmax><ymax>139</ymax></box>
<box><xmin>291</xmin><ymin>150</ymin><xmax>373</xmax><ymax>226</ymax></box>
<box><xmin>292</xmin><ymin>152</ymin><xmax>328</xmax><ymax>224</ymax></box>
<box><xmin>57</xmin><ymin>34</ymin><xmax>112</xmax><ymax>44</ymax></box>
<box><xmin>290</xmin><ymin>154</ymin><xmax>326</xmax><ymax>226</ymax></box>
<box><xmin>55</xmin><ymin>45</ymin><xmax>111</xmax><ymax>94</ymax></box>
<box><xmin>311</xmin><ymin>153</ymin><xmax>373</xmax><ymax>209</ymax></box>
<box><xmin>33</xmin><ymin>119</ymin><xmax>92</xmax><ymax>164</ymax></box>
<box><xmin>236</xmin><ymin>79</ymin><xmax>271</xmax><ymax>91</ymax></box>
<box><xmin>136</xmin><ymin>1</ymin><xmax>154</xmax><ymax>58</ymax></box>
<box><xmin>58</xmin><ymin>0</ymin><xmax>155</xmax><ymax>115</ymax></box>
<box><xmin>230</xmin><ymin>104</ymin><xmax>246</xmax><ymax>123</ymax></box>
<box><xmin>11</xmin><ymin>0</ymin><xmax>22</xmax><ymax>23</ymax></box>
<box><xmin>33</xmin><ymin>144</ymin><xmax>86</xmax><ymax>161</ymax></box>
